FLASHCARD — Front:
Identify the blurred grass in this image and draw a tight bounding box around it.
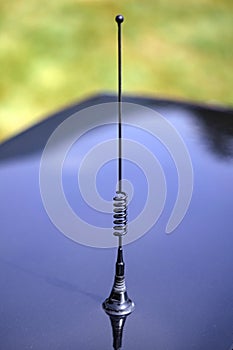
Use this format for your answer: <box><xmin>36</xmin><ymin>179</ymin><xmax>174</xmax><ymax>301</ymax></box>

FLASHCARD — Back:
<box><xmin>0</xmin><ymin>0</ymin><xmax>233</xmax><ymax>141</ymax></box>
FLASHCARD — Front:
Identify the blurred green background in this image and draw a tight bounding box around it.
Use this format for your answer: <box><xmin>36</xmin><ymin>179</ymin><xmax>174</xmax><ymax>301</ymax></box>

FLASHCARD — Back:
<box><xmin>0</xmin><ymin>0</ymin><xmax>233</xmax><ymax>142</ymax></box>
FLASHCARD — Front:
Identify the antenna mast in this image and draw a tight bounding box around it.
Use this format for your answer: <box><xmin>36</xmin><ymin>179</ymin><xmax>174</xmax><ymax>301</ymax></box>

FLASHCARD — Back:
<box><xmin>102</xmin><ymin>14</ymin><xmax>135</xmax><ymax>320</ymax></box>
<box><xmin>117</xmin><ymin>14</ymin><xmax>123</xmax><ymax>195</ymax></box>
<box><xmin>116</xmin><ymin>14</ymin><xmax>124</xmax><ymax>248</ymax></box>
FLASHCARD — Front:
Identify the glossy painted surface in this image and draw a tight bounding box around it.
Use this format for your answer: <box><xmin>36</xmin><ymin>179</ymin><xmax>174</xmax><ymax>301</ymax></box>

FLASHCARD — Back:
<box><xmin>1</xmin><ymin>95</ymin><xmax>233</xmax><ymax>350</ymax></box>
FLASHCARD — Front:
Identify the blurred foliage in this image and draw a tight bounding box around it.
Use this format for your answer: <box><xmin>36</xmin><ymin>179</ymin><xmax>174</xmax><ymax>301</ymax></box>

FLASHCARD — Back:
<box><xmin>0</xmin><ymin>0</ymin><xmax>233</xmax><ymax>141</ymax></box>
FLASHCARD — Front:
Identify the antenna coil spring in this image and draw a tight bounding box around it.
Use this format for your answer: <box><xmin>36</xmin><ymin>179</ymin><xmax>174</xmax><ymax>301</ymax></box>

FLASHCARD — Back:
<box><xmin>113</xmin><ymin>191</ymin><xmax>128</xmax><ymax>237</ymax></box>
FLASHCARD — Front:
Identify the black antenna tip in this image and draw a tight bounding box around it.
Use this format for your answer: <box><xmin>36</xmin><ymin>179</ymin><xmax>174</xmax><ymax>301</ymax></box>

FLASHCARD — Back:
<box><xmin>115</xmin><ymin>14</ymin><xmax>124</xmax><ymax>24</ymax></box>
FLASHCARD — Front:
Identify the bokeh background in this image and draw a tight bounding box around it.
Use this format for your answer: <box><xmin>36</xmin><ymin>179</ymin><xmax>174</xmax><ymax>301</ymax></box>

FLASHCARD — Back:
<box><xmin>0</xmin><ymin>0</ymin><xmax>232</xmax><ymax>142</ymax></box>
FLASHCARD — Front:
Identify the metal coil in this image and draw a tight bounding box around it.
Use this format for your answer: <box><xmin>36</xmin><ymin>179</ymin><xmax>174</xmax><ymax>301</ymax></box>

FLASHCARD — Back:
<box><xmin>113</xmin><ymin>191</ymin><xmax>127</xmax><ymax>237</ymax></box>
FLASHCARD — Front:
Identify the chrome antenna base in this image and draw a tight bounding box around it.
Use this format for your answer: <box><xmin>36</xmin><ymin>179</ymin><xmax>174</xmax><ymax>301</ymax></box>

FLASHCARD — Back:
<box><xmin>103</xmin><ymin>246</ymin><xmax>135</xmax><ymax>316</ymax></box>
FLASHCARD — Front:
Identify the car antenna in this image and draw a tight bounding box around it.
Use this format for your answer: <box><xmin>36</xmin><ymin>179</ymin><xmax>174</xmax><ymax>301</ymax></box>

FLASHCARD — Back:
<box><xmin>102</xmin><ymin>13</ymin><xmax>135</xmax><ymax>332</ymax></box>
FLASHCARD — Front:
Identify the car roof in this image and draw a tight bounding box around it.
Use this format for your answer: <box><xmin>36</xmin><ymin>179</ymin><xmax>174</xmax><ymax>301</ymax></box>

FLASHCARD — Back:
<box><xmin>1</xmin><ymin>94</ymin><xmax>233</xmax><ymax>349</ymax></box>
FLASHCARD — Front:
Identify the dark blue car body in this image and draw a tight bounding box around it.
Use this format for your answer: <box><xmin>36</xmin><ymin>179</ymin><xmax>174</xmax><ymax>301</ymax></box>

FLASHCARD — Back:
<box><xmin>1</xmin><ymin>94</ymin><xmax>233</xmax><ymax>349</ymax></box>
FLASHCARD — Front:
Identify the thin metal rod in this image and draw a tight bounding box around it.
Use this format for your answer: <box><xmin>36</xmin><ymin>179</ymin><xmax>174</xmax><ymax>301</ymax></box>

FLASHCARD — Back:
<box><xmin>103</xmin><ymin>16</ymin><xmax>135</xmax><ymax>321</ymax></box>
<box><xmin>116</xmin><ymin>15</ymin><xmax>124</xmax><ymax>194</ymax></box>
<box><xmin>115</xmin><ymin>15</ymin><xmax>124</xmax><ymax>248</ymax></box>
